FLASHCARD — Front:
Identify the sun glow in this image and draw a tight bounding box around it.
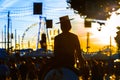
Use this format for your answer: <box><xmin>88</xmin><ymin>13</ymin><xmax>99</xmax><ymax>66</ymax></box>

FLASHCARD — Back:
<box><xmin>22</xmin><ymin>11</ymin><xmax>120</xmax><ymax>52</ymax></box>
<box><xmin>88</xmin><ymin>11</ymin><xmax>120</xmax><ymax>52</ymax></box>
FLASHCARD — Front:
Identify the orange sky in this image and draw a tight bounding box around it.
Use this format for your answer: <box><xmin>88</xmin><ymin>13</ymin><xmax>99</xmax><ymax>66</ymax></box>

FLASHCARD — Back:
<box><xmin>21</xmin><ymin>12</ymin><xmax>120</xmax><ymax>53</ymax></box>
<box><xmin>70</xmin><ymin>13</ymin><xmax>120</xmax><ymax>52</ymax></box>
<box><xmin>0</xmin><ymin>0</ymin><xmax>120</xmax><ymax>53</ymax></box>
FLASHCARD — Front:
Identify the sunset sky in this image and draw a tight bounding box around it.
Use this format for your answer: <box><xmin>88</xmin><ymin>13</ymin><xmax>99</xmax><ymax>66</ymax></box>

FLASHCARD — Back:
<box><xmin>0</xmin><ymin>0</ymin><xmax>120</xmax><ymax>52</ymax></box>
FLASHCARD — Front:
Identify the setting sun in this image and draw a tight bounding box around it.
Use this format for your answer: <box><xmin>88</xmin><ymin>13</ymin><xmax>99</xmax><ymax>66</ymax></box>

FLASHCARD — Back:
<box><xmin>70</xmin><ymin>10</ymin><xmax>120</xmax><ymax>53</ymax></box>
<box><xmin>84</xmin><ymin>11</ymin><xmax>120</xmax><ymax>52</ymax></box>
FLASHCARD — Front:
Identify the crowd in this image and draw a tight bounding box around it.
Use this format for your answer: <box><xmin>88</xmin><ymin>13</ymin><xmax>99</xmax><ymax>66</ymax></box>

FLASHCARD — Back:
<box><xmin>0</xmin><ymin>53</ymin><xmax>120</xmax><ymax>80</ymax></box>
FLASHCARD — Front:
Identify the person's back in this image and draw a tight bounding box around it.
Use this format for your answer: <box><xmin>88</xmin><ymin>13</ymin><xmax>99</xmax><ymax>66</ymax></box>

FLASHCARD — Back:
<box><xmin>54</xmin><ymin>15</ymin><xmax>84</xmax><ymax>67</ymax></box>
<box><xmin>54</xmin><ymin>32</ymin><xmax>80</xmax><ymax>66</ymax></box>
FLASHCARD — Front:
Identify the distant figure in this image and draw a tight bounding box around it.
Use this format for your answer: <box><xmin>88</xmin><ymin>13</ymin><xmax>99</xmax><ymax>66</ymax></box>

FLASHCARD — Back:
<box><xmin>19</xmin><ymin>60</ymin><xmax>28</xmax><ymax>80</ymax></box>
<box><xmin>54</xmin><ymin>15</ymin><xmax>85</xmax><ymax>68</ymax></box>
<box><xmin>0</xmin><ymin>60</ymin><xmax>10</xmax><ymax>80</ymax></box>
<box><xmin>40</xmin><ymin>33</ymin><xmax>47</xmax><ymax>51</ymax></box>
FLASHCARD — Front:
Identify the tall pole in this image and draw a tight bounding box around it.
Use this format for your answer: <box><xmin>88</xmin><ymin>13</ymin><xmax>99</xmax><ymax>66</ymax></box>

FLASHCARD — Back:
<box><xmin>2</xmin><ymin>30</ymin><xmax>3</xmax><ymax>48</ymax></box>
<box><xmin>36</xmin><ymin>16</ymin><xmax>42</xmax><ymax>49</ymax></box>
<box><xmin>7</xmin><ymin>11</ymin><xmax>10</xmax><ymax>53</ymax></box>
<box><xmin>10</xmin><ymin>19</ymin><xmax>12</xmax><ymax>49</ymax></box>
<box><xmin>28</xmin><ymin>41</ymin><xmax>30</xmax><ymax>48</ymax></box>
<box><xmin>18</xmin><ymin>35</ymin><xmax>20</xmax><ymax>50</ymax></box>
<box><xmin>4</xmin><ymin>25</ymin><xmax>6</xmax><ymax>49</ymax></box>
<box><xmin>86</xmin><ymin>32</ymin><xmax>90</xmax><ymax>53</ymax></box>
<box><xmin>110</xmin><ymin>36</ymin><xmax>112</xmax><ymax>56</ymax></box>
<box><xmin>15</xmin><ymin>29</ymin><xmax>17</xmax><ymax>50</ymax></box>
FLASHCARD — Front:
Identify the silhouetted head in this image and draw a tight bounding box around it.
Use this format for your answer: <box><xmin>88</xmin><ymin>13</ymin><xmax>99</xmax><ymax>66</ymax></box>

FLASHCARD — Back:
<box><xmin>40</xmin><ymin>33</ymin><xmax>47</xmax><ymax>50</ymax></box>
<box><xmin>41</xmin><ymin>33</ymin><xmax>46</xmax><ymax>42</ymax></box>
<box><xmin>59</xmin><ymin>15</ymin><xmax>71</xmax><ymax>32</ymax></box>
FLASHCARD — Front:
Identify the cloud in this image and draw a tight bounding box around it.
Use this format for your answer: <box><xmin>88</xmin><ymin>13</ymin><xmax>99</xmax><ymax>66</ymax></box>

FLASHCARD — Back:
<box><xmin>0</xmin><ymin>0</ymin><xmax>18</xmax><ymax>11</ymax></box>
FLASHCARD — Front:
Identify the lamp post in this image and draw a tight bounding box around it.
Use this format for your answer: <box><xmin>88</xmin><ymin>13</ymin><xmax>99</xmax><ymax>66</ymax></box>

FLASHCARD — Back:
<box><xmin>7</xmin><ymin>11</ymin><xmax>10</xmax><ymax>53</ymax></box>
<box><xmin>86</xmin><ymin>32</ymin><xmax>90</xmax><ymax>53</ymax></box>
<box><xmin>36</xmin><ymin>16</ymin><xmax>42</xmax><ymax>49</ymax></box>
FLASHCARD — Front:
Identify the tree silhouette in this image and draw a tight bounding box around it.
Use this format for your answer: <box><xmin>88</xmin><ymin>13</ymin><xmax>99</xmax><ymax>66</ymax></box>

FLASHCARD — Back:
<box><xmin>115</xmin><ymin>26</ymin><xmax>120</xmax><ymax>52</ymax></box>
<box><xmin>66</xmin><ymin>0</ymin><xmax>119</xmax><ymax>20</ymax></box>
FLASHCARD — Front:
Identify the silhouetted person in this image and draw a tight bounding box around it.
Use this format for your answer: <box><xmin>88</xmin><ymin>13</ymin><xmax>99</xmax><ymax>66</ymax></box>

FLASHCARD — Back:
<box><xmin>38</xmin><ymin>15</ymin><xmax>86</xmax><ymax>80</ymax></box>
<box><xmin>39</xmin><ymin>33</ymin><xmax>47</xmax><ymax>51</ymax></box>
<box><xmin>27</xmin><ymin>59</ymin><xmax>37</xmax><ymax>80</ymax></box>
<box><xmin>10</xmin><ymin>62</ymin><xmax>19</xmax><ymax>80</ymax></box>
<box><xmin>0</xmin><ymin>60</ymin><xmax>10</xmax><ymax>80</ymax></box>
<box><xmin>54</xmin><ymin>15</ymin><xmax>85</xmax><ymax>70</ymax></box>
<box><xmin>19</xmin><ymin>60</ymin><xmax>28</xmax><ymax>80</ymax></box>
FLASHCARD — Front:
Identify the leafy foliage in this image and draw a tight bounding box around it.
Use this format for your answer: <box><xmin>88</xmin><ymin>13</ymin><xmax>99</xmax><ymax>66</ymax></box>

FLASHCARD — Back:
<box><xmin>67</xmin><ymin>0</ymin><xmax>119</xmax><ymax>20</ymax></box>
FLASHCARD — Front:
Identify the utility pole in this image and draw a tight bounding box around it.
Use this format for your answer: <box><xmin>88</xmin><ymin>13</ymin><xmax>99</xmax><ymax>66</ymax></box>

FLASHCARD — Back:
<box><xmin>15</xmin><ymin>29</ymin><xmax>17</xmax><ymax>50</ymax></box>
<box><xmin>10</xmin><ymin>19</ymin><xmax>13</xmax><ymax>50</ymax></box>
<box><xmin>7</xmin><ymin>11</ymin><xmax>10</xmax><ymax>53</ymax></box>
<box><xmin>86</xmin><ymin>32</ymin><xmax>90</xmax><ymax>53</ymax></box>
<box><xmin>2</xmin><ymin>30</ymin><xmax>3</xmax><ymax>48</ymax></box>
<box><xmin>18</xmin><ymin>35</ymin><xmax>20</xmax><ymax>50</ymax></box>
<box><xmin>28</xmin><ymin>41</ymin><xmax>30</xmax><ymax>48</ymax></box>
<box><xmin>4</xmin><ymin>25</ymin><xmax>6</xmax><ymax>49</ymax></box>
<box><xmin>110</xmin><ymin>36</ymin><xmax>112</xmax><ymax>56</ymax></box>
<box><xmin>36</xmin><ymin>16</ymin><xmax>42</xmax><ymax>49</ymax></box>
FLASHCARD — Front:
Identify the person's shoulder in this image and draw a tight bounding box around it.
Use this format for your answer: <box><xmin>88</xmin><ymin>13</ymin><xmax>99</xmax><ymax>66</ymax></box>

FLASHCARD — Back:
<box><xmin>55</xmin><ymin>32</ymin><xmax>78</xmax><ymax>38</ymax></box>
<box><xmin>55</xmin><ymin>33</ymin><xmax>63</xmax><ymax>38</ymax></box>
<box><xmin>69</xmin><ymin>32</ymin><xmax>76</xmax><ymax>35</ymax></box>
<box><xmin>69</xmin><ymin>32</ymin><xmax>78</xmax><ymax>37</ymax></box>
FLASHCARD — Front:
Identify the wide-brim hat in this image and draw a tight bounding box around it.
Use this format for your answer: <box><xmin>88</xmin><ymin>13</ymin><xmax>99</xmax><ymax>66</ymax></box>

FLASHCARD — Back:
<box><xmin>60</xmin><ymin>15</ymin><xmax>70</xmax><ymax>22</ymax></box>
<box><xmin>58</xmin><ymin>15</ymin><xmax>72</xmax><ymax>32</ymax></box>
<box><xmin>56</xmin><ymin>15</ymin><xmax>73</xmax><ymax>24</ymax></box>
